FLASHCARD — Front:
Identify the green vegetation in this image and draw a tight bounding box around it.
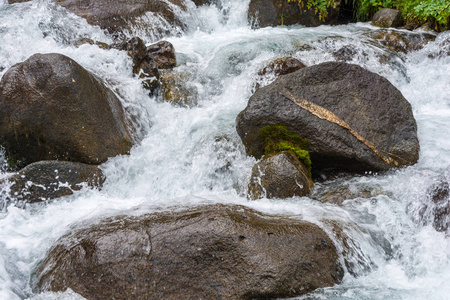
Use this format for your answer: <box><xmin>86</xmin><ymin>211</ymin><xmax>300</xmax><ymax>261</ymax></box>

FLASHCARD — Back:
<box><xmin>260</xmin><ymin>124</ymin><xmax>312</xmax><ymax>175</ymax></box>
<box><xmin>288</xmin><ymin>0</ymin><xmax>335</xmax><ymax>21</ymax></box>
<box><xmin>287</xmin><ymin>0</ymin><xmax>450</xmax><ymax>30</ymax></box>
<box><xmin>355</xmin><ymin>0</ymin><xmax>450</xmax><ymax>30</ymax></box>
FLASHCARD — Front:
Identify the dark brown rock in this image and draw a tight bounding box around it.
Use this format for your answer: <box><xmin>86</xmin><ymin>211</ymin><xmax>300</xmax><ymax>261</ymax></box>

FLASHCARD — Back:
<box><xmin>248</xmin><ymin>0</ymin><xmax>342</xmax><ymax>28</ymax></box>
<box><xmin>33</xmin><ymin>204</ymin><xmax>344</xmax><ymax>299</ymax></box>
<box><xmin>258</xmin><ymin>57</ymin><xmax>306</xmax><ymax>76</ymax></box>
<box><xmin>146</xmin><ymin>41</ymin><xmax>176</xmax><ymax>69</ymax></box>
<box><xmin>125</xmin><ymin>37</ymin><xmax>160</xmax><ymax>94</ymax></box>
<box><xmin>0</xmin><ymin>161</ymin><xmax>104</xmax><ymax>206</ymax></box>
<box><xmin>372</xmin><ymin>8</ymin><xmax>403</xmax><ymax>28</ymax></box>
<box><xmin>236</xmin><ymin>62</ymin><xmax>419</xmax><ymax>173</ymax></box>
<box><xmin>52</xmin><ymin>0</ymin><xmax>186</xmax><ymax>34</ymax></box>
<box><xmin>0</xmin><ymin>53</ymin><xmax>133</xmax><ymax>169</ymax></box>
<box><xmin>126</xmin><ymin>37</ymin><xmax>148</xmax><ymax>67</ymax></box>
<box><xmin>191</xmin><ymin>0</ymin><xmax>210</xmax><ymax>6</ymax></box>
<box><xmin>249</xmin><ymin>151</ymin><xmax>313</xmax><ymax>200</ymax></box>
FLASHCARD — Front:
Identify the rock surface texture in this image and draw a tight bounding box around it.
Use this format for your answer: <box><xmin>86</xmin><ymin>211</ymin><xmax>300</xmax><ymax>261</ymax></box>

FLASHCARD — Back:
<box><xmin>236</xmin><ymin>62</ymin><xmax>419</xmax><ymax>173</ymax></box>
<box><xmin>0</xmin><ymin>161</ymin><xmax>104</xmax><ymax>205</ymax></box>
<box><xmin>0</xmin><ymin>53</ymin><xmax>133</xmax><ymax>168</ymax></box>
<box><xmin>34</xmin><ymin>205</ymin><xmax>344</xmax><ymax>299</ymax></box>
<box><xmin>372</xmin><ymin>8</ymin><xmax>403</xmax><ymax>28</ymax></box>
<box><xmin>248</xmin><ymin>151</ymin><xmax>313</xmax><ymax>199</ymax></box>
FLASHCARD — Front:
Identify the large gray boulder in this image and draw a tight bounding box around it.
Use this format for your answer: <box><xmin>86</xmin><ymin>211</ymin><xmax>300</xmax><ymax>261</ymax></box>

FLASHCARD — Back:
<box><xmin>372</xmin><ymin>8</ymin><xmax>403</xmax><ymax>28</ymax></box>
<box><xmin>34</xmin><ymin>205</ymin><xmax>344</xmax><ymax>299</ymax></box>
<box><xmin>0</xmin><ymin>53</ymin><xmax>133</xmax><ymax>169</ymax></box>
<box><xmin>236</xmin><ymin>62</ymin><xmax>419</xmax><ymax>173</ymax></box>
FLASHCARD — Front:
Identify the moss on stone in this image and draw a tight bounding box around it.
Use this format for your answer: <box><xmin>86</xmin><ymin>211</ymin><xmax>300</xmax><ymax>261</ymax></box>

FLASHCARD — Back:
<box><xmin>260</xmin><ymin>124</ymin><xmax>311</xmax><ymax>175</ymax></box>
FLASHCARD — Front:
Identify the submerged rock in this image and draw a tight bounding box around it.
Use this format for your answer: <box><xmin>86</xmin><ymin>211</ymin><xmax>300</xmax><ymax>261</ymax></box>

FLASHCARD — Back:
<box><xmin>427</xmin><ymin>180</ymin><xmax>450</xmax><ymax>233</ymax></box>
<box><xmin>236</xmin><ymin>62</ymin><xmax>419</xmax><ymax>173</ymax></box>
<box><xmin>34</xmin><ymin>204</ymin><xmax>344</xmax><ymax>299</ymax></box>
<box><xmin>0</xmin><ymin>53</ymin><xmax>133</xmax><ymax>169</ymax></box>
<box><xmin>372</xmin><ymin>8</ymin><xmax>403</xmax><ymax>28</ymax></box>
<box><xmin>0</xmin><ymin>161</ymin><xmax>104</xmax><ymax>206</ymax></box>
<box><xmin>248</xmin><ymin>151</ymin><xmax>313</xmax><ymax>199</ymax></box>
<box><xmin>160</xmin><ymin>70</ymin><xmax>198</xmax><ymax>106</ymax></box>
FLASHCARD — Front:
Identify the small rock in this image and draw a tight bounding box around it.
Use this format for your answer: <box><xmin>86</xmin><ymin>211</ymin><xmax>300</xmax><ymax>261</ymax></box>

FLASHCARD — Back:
<box><xmin>249</xmin><ymin>151</ymin><xmax>313</xmax><ymax>200</ymax></box>
<box><xmin>372</xmin><ymin>8</ymin><xmax>403</xmax><ymax>28</ymax></box>
<box><xmin>126</xmin><ymin>37</ymin><xmax>160</xmax><ymax>94</ymax></box>
<box><xmin>258</xmin><ymin>57</ymin><xmax>306</xmax><ymax>76</ymax></box>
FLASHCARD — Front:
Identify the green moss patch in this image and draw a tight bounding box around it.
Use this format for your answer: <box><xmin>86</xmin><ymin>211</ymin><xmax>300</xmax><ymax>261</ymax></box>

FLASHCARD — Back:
<box><xmin>260</xmin><ymin>125</ymin><xmax>312</xmax><ymax>175</ymax></box>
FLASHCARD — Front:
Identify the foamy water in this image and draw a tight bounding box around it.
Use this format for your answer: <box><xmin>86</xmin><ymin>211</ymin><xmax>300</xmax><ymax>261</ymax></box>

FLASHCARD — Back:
<box><xmin>0</xmin><ymin>0</ymin><xmax>449</xmax><ymax>299</ymax></box>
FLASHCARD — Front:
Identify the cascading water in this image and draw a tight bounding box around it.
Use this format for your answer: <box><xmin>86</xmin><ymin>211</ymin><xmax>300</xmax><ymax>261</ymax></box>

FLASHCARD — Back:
<box><xmin>0</xmin><ymin>0</ymin><xmax>449</xmax><ymax>299</ymax></box>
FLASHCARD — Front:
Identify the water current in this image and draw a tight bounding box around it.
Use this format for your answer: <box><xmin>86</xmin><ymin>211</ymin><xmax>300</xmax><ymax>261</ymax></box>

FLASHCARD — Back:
<box><xmin>0</xmin><ymin>0</ymin><xmax>449</xmax><ymax>299</ymax></box>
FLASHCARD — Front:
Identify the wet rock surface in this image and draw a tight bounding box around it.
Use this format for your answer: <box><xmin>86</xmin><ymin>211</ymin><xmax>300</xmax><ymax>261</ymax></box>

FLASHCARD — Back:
<box><xmin>248</xmin><ymin>151</ymin><xmax>313</xmax><ymax>200</ymax></box>
<box><xmin>34</xmin><ymin>204</ymin><xmax>344</xmax><ymax>300</ymax></box>
<box><xmin>236</xmin><ymin>62</ymin><xmax>419</xmax><ymax>173</ymax></box>
<box><xmin>126</xmin><ymin>37</ymin><xmax>160</xmax><ymax>94</ymax></box>
<box><xmin>0</xmin><ymin>161</ymin><xmax>104</xmax><ymax>206</ymax></box>
<box><xmin>0</xmin><ymin>53</ymin><xmax>133</xmax><ymax>169</ymax></box>
<box><xmin>427</xmin><ymin>180</ymin><xmax>450</xmax><ymax>233</ymax></box>
<box><xmin>50</xmin><ymin>0</ymin><xmax>186</xmax><ymax>34</ymax></box>
<box><xmin>160</xmin><ymin>69</ymin><xmax>198</xmax><ymax>106</ymax></box>
<box><xmin>258</xmin><ymin>56</ymin><xmax>306</xmax><ymax>76</ymax></box>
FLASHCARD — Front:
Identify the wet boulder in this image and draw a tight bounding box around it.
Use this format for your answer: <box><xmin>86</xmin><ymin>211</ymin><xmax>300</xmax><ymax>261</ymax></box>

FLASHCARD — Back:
<box><xmin>0</xmin><ymin>53</ymin><xmax>133</xmax><ymax>169</ymax></box>
<box><xmin>0</xmin><ymin>161</ymin><xmax>104</xmax><ymax>206</ymax></box>
<box><xmin>50</xmin><ymin>0</ymin><xmax>186</xmax><ymax>34</ymax></box>
<box><xmin>248</xmin><ymin>0</ymin><xmax>344</xmax><ymax>28</ymax></box>
<box><xmin>248</xmin><ymin>151</ymin><xmax>313</xmax><ymax>200</ymax></box>
<box><xmin>236</xmin><ymin>62</ymin><xmax>419</xmax><ymax>173</ymax></box>
<box><xmin>33</xmin><ymin>204</ymin><xmax>344</xmax><ymax>299</ymax></box>
<box><xmin>372</xmin><ymin>8</ymin><xmax>403</xmax><ymax>28</ymax></box>
<box><xmin>147</xmin><ymin>40</ymin><xmax>177</xmax><ymax>69</ymax></box>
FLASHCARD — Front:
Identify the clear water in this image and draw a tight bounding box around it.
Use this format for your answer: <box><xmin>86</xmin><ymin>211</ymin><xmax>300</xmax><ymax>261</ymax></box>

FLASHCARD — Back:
<box><xmin>0</xmin><ymin>0</ymin><xmax>449</xmax><ymax>299</ymax></box>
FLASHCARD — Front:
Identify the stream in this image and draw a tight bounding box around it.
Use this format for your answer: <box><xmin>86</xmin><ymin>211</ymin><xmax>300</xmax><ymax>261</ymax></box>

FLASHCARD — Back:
<box><xmin>0</xmin><ymin>0</ymin><xmax>449</xmax><ymax>299</ymax></box>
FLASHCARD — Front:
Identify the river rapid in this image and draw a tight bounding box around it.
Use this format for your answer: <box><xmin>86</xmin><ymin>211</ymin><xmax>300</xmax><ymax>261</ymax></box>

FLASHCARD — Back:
<box><xmin>0</xmin><ymin>0</ymin><xmax>449</xmax><ymax>299</ymax></box>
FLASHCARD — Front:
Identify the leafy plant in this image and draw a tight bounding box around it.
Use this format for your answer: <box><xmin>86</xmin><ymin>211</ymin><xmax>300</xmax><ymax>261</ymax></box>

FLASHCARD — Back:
<box><xmin>288</xmin><ymin>0</ymin><xmax>335</xmax><ymax>21</ymax></box>
<box><xmin>260</xmin><ymin>124</ymin><xmax>312</xmax><ymax>175</ymax></box>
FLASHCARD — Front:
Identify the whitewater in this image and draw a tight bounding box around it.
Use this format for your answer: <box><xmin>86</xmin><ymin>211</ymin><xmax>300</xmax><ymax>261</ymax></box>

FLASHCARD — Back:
<box><xmin>0</xmin><ymin>0</ymin><xmax>449</xmax><ymax>299</ymax></box>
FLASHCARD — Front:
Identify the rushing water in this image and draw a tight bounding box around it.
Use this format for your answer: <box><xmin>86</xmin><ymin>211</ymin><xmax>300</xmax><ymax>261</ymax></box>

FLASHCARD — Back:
<box><xmin>0</xmin><ymin>0</ymin><xmax>449</xmax><ymax>299</ymax></box>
